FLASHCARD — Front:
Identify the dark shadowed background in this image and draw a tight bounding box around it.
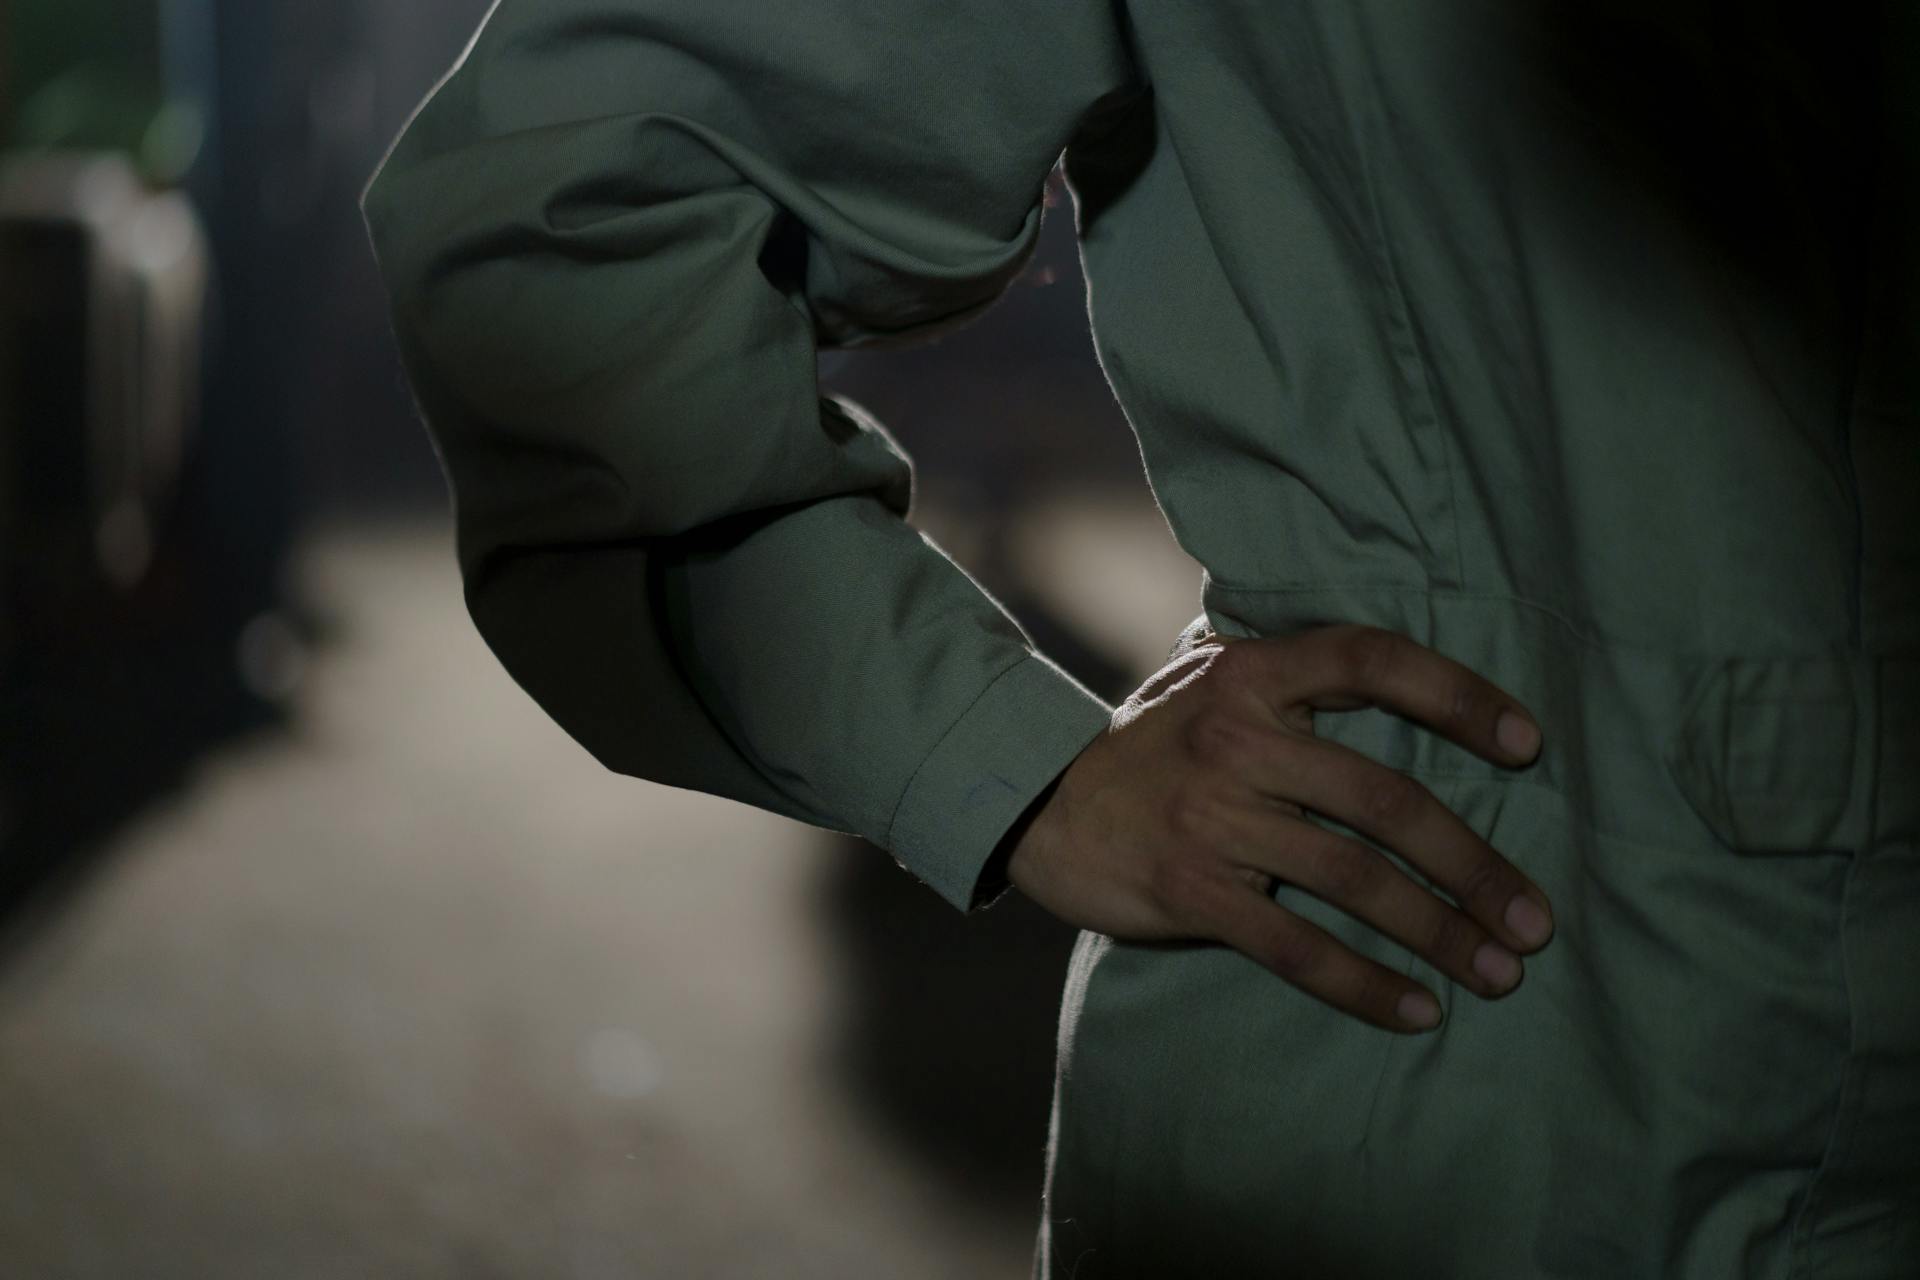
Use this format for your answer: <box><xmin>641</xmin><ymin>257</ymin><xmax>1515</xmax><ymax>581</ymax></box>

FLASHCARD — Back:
<box><xmin>0</xmin><ymin>3</ymin><xmax>1211</xmax><ymax>1276</ymax></box>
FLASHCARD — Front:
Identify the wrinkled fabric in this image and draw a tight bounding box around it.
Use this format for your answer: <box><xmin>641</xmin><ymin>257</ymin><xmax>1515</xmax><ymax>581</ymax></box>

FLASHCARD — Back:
<box><xmin>363</xmin><ymin>3</ymin><xmax>1918</xmax><ymax>1275</ymax></box>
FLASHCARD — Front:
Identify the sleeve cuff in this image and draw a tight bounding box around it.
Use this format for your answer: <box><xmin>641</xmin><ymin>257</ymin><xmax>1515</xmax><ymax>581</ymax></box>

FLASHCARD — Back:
<box><xmin>885</xmin><ymin>651</ymin><xmax>1117</xmax><ymax>915</ymax></box>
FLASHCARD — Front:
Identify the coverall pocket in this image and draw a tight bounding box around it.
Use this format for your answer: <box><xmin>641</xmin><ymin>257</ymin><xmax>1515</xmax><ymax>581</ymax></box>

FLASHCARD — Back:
<box><xmin>1663</xmin><ymin>653</ymin><xmax>1876</xmax><ymax>856</ymax></box>
<box><xmin>1354</xmin><ymin>769</ymin><xmax>1853</xmax><ymax>1277</ymax></box>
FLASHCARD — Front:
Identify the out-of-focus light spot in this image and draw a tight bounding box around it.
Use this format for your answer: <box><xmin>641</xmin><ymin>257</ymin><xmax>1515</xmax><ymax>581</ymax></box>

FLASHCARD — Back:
<box><xmin>140</xmin><ymin>101</ymin><xmax>207</xmax><ymax>187</ymax></box>
<box><xmin>236</xmin><ymin>609</ymin><xmax>307</xmax><ymax>703</ymax></box>
<box><xmin>97</xmin><ymin>497</ymin><xmax>154</xmax><ymax>590</ymax></box>
<box><xmin>72</xmin><ymin>156</ymin><xmax>139</xmax><ymax>225</ymax></box>
<box><xmin>124</xmin><ymin>198</ymin><xmax>199</xmax><ymax>275</ymax></box>
<box><xmin>15</xmin><ymin>79</ymin><xmax>82</xmax><ymax>145</ymax></box>
<box><xmin>579</xmin><ymin>1028</ymin><xmax>665</xmax><ymax>1101</ymax></box>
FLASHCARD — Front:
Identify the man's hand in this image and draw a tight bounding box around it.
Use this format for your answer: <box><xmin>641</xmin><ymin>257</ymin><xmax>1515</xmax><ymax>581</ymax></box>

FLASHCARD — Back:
<box><xmin>1002</xmin><ymin>623</ymin><xmax>1554</xmax><ymax>1034</ymax></box>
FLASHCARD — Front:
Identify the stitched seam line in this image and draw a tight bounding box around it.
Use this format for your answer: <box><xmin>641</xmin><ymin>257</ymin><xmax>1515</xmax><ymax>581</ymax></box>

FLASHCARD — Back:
<box><xmin>1349</xmin><ymin>98</ymin><xmax>1465</xmax><ymax>595</ymax></box>
<box><xmin>1325</xmin><ymin>12</ymin><xmax>1465</xmax><ymax>593</ymax></box>
<box><xmin>1784</xmin><ymin>837</ymin><xmax>1867</xmax><ymax>1274</ymax></box>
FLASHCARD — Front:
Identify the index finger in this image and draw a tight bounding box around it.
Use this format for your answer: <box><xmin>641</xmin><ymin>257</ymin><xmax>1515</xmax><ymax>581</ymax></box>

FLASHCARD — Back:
<box><xmin>1226</xmin><ymin>624</ymin><xmax>1543</xmax><ymax>768</ymax></box>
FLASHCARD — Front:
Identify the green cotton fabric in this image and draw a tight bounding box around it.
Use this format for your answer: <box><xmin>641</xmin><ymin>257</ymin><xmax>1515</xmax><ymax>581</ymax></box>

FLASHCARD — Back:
<box><xmin>363</xmin><ymin>3</ymin><xmax>1918</xmax><ymax>1276</ymax></box>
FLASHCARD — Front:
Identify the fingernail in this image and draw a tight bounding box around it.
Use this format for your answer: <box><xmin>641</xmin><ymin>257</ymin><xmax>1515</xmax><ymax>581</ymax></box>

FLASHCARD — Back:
<box><xmin>1497</xmin><ymin>710</ymin><xmax>1541</xmax><ymax>760</ymax></box>
<box><xmin>1505</xmin><ymin>895</ymin><xmax>1553</xmax><ymax>949</ymax></box>
<box><xmin>1397</xmin><ymin>991</ymin><xmax>1443</xmax><ymax>1031</ymax></box>
<box><xmin>1473</xmin><ymin>942</ymin><xmax>1522</xmax><ymax>992</ymax></box>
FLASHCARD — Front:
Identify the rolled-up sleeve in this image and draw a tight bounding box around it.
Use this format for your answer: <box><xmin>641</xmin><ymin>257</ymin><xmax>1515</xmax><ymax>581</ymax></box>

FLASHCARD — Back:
<box><xmin>360</xmin><ymin>0</ymin><xmax>1140</xmax><ymax>913</ymax></box>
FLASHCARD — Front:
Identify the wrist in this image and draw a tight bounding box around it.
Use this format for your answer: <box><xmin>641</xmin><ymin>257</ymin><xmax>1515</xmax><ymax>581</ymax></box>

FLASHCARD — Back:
<box><xmin>996</xmin><ymin>771</ymin><xmax>1064</xmax><ymax>897</ymax></box>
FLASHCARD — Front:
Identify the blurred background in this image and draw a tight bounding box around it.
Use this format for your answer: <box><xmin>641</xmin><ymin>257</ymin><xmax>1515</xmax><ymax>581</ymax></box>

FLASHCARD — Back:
<box><xmin>0</xmin><ymin>3</ymin><xmax>1207</xmax><ymax>1276</ymax></box>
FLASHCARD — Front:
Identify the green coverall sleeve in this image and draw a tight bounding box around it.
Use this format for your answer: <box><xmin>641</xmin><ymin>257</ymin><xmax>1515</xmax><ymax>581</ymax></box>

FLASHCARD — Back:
<box><xmin>360</xmin><ymin>1</ymin><xmax>1139</xmax><ymax>913</ymax></box>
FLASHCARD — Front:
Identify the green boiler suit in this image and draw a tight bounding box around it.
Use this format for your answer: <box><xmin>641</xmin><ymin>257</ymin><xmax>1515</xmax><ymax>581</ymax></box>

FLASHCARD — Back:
<box><xmin>362</xmin><ymin>2</ymin><xmax>1918</xmax><ymax>1275</ymax></box>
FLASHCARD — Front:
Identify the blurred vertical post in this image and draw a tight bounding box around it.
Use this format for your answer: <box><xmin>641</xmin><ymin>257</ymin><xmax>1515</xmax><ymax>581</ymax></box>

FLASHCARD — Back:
<box><xmin>0</xmin><ymin>0</ymin><xmax>12</xmax><ymax>135</ymax></box>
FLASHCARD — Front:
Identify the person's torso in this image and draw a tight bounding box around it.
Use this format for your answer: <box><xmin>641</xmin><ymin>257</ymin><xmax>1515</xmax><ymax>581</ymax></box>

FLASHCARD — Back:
<box><xmin>1070</xmin><ymin>1</ymin><xmax>1915</xmax><ymax>661</ymax></box>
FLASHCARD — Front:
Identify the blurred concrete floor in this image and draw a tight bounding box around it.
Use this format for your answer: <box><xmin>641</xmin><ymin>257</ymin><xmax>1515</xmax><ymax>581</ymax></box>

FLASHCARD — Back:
<box><xmin>0</xmin><ymin>488</ymin><xmax>1204</xmax><ymax>1279</ymax></box>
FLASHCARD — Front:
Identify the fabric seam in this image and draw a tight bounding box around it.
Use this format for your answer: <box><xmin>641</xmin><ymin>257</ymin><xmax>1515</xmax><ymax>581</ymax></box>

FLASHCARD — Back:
<box><xmin>1345</xmin><ymin>36</ymin><xmax>1468</xmax><ymax>595</ymax></box>
<box><xmin>1784</xmin><ymin>831</ymin><xmax>1866</xmax><ymax>1276</ymax></box>
<box><xmin>1203</xmin><ymin>580</ymin><xmax>1875</xmax><ymax>663</ymax></box>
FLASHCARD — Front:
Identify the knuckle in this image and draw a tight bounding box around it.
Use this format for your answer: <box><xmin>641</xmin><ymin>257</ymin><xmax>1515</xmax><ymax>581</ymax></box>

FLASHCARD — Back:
<box><xmin>1353</xmin><ymin>963</ymin><xmax>1403</xmax><ymax>1023</ymax></box>
<box><xmin>1261</xmin><ymin>920</ymin><xmax>1323</xmax><ymax>979</ymax></box>
<box><xmin>1449</xmin><ymin>679</ymin><xmax>1489</xmax><ymax>734</ymax></box>
<box><xmin>1360</xmin><ymin>772</ymin><xmax>1425</xmax><ymax>828</ymax></box>
<box><xmin>1166</xmin><ymin>784</ymin><xmax>1225</xmax><ymax>843</ymax></box>
<box><xmin>1311</xmin><ymin>838</ymin><xmax>1383</xmax><ymax>902</ymax></box>
<box><xmin>1453</xmin><ymin>853</ymin><xmax>1510</xmax><ymax>912</ymax></box>
<box><xmin>1425</xmin><ymin>907</ymin><xmax>1476</xmax><ymax>964</ymax></box>
<box><xmin>1342</xmin><ymin>626</ymin><xmax>1402</xmax><ymax>687</ymax></box>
